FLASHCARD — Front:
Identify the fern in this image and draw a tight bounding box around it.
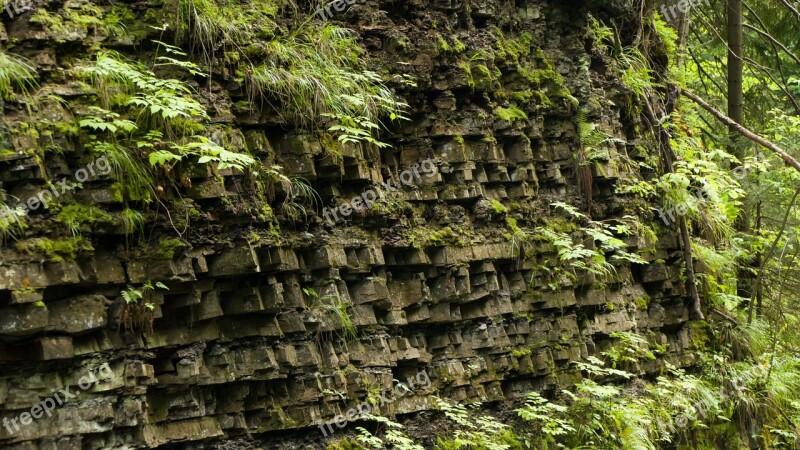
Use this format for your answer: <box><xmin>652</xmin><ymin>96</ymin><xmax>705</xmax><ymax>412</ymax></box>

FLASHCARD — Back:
<box><xmin>162</xmin><ymin>136</ymin><xmax>256</xmax><ymax>171</ymax></box>
<box><xmin>78</xmin><ymin>50</ymin><xmax>207</xmax><ymax>135</ymax></box>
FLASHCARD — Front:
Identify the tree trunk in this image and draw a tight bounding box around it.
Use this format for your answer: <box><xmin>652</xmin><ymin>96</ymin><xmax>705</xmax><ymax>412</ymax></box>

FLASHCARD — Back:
<box><xmin>727</xmin><ymin>0</ymin><xmax>744</xmax><ymax>144</ymax></box>
<box><xmin>728</xmin><ymin>0</ymin><xmax>754</xmax><ymax>301</ymax></box>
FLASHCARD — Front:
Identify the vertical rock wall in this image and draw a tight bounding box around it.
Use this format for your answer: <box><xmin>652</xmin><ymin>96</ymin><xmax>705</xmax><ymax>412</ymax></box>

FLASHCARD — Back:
<box><xmin>0</xmin><ymin>0</ymin><xmax>703</xmax><ymax>448</ymax></box>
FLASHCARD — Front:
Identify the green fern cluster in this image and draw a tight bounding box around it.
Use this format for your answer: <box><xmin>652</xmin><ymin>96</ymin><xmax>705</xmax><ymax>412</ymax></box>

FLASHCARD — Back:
<box><xmin>79</xmin><ymin>50</ymin><xmax>207</xmax><ymax>135</ymax></box>
<box><xmin>511</xmin><ymin>201</ymin><xmax>648</xmax><ymax>289</ymax></box>
<box><xmin>76</xmin><ymin>50</ymin><xmax>260</xmax><ymax>205</ymax></box>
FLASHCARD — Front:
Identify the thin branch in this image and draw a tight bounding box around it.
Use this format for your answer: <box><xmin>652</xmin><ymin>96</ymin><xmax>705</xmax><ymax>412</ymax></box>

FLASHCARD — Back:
<box><xmin>743</xmin><ymin>56</ymin><xmax>800</xmax><ymax>113</ymax></box>
<box><xmin>710</xmin><ymin>307</ymin><xmax>740</xmax><ymax>325</ymax></box>
<box><xmin>682</xmin><ymin>90</ymin><xmax>800</xmax><ymax>173</ymax></box>
<box><xmin>750</xmin><ymin>186</ymin><xmax>800</xmax><ymax>323</ymax></box>
<box><xmin>777</xmin><ymin>0</ymin><xmax>800</xmax><ymax>22</ymax></box>
<box><xmin>744</xmin><ymin>1</ymin><xmax>789</xmax><ymax>84</ymax></box>
<box><xmin>742</xmin><ymin>23</ymin><xmax>800</xmax><ymax>66</ymax></box>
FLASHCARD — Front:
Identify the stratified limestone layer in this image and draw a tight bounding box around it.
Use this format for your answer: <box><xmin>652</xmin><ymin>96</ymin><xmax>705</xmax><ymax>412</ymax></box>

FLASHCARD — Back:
<box><xmin>0</xmin><ymin>0</ymin><xmax>699</xmax><ymax>448</ymax></box>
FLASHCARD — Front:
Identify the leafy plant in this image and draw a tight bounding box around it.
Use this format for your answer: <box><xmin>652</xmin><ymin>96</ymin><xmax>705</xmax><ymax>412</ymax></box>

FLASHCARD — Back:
<box><xmin>516</xmin><ymin>392</ymin><xmax>575</xmax><ymax>446</ymax></box>
<box><xmin>56</xmin><ymin>204</ymin><xmax>112</xmax><ymax>236</ymax></box>
<box><xmin>354</xmin><ymin>415</ymin><xmax>425</xmax><ymax>450</ymax></box>
<box><xmin>119</xmin><ymin>281</ymin><xmax>168</xmax><ymax>334</ymax></box>
<box><xmin>0</xmin><ymin>201</ymin><xmax>28</xmax><ymax>245</ymax></box>
<box><xmin>0</xmin><ymin>51</ymin><xmax>37</xmax><ymax>100</ymax></box>
<box><xmin>121</xmin><ymin>208</ymin><xmax>145</xmax><ymax>238</ymax></box>
<box><xmin>152</xmin><ymin>136</ymin><xmax>256</xmax><ymax>171</ymax></box>
<box><xmin>256</xmin><ymin>165</ymin><xmax>320</xmax><ymax>223</ymax></box>
<box><xmin>601</xmin><ymin>331</ymin><xmax>657</xmax><ymax>368</ymax></box>
<box><xmin>245</xmin><ymin>25</ymin><xmax>409</xmax><ymax>148</ymax></box>
<box><xmin>310</xmin><ymin>293</ymin><xmax>357</xmax><ymax>343</ymax></box>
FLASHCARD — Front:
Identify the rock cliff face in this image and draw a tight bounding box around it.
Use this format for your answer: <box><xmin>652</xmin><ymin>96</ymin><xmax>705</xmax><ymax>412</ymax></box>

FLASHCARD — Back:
<box><xmin>0</xmin><ymin>0</ymin><xmax>702</xmax><ymax>448</ymax></box>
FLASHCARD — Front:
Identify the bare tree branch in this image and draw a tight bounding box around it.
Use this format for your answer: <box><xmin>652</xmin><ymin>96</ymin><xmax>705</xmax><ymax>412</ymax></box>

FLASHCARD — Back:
<box><xmin>683</xmin><ymin>90</ymin><xmax>800</xmax><ymax>173</ymax></box>
<box><xmin>777</xmin><ymin>0</ymin><xmax>800</xmax><ymax>22</ymax></box>
<box><xmin>743</xmin><ymin>23</ymin><xmax>800</xmax><ymax>66</ymax></box>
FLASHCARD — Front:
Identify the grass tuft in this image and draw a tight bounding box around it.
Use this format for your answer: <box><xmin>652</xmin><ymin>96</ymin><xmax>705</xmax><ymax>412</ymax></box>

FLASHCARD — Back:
<box><xmin>0</xmin><ymin>52</ymin><xmax>37</xmax><ymax>100</ymax></box>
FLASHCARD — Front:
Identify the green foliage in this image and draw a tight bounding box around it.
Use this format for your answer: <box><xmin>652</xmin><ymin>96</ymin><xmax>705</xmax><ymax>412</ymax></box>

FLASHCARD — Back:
<box><xmin>619</xmin><ymin>46</ymin><xmax>657</xmax><ymax>100</ymax></box>
<box><xmin>651</xmin><ymin>13</ymin><xmax>678</xmax><ymax>56</ymax></box>
<box><xmin>173</xmin><ymin>0</ymin><xmax>412</xmax><ymax>150</ymax></box>
<box><xmin>253</xmin><ymin>164</ymin><xmax>320</xmax><ymax>223</ymax></box>
<box><xmin>121</xmin><ymin>208</ymin><xmax>145</xmax><ymax>237</ymax></box>
<box><xmin>153</xmin><ymin>136</ymin><xmax>256</xmax><ymax>171</ymax></box>
<box><xmin>120</xmin><ymin>281</ymin><xmax>168</xmax><ymax>334</ymax></box>
<box><xmin>77</xmin><ymin>50</ymin><xmax>206</xmax><ymax>202</ymax></box>
<box><xmin>512</xmin><ymin>202</ymin><xmax>646</xmax><ymax>289</ymax></box>
<box><xmin>78</xmin><ymin>50</ymin><xmax>207</xmax><ymax>134</ymax></box>
<box><xmin>76</xmin><ymin>48</ymin><xmax>267</xmax><ymax>215</ymax></box>
<box><xmin>434</xmin><ymin>398</ymin><xmax>522</xmax><ymax>450</ymax></box>
<box><xmin>516</xmin><ymin>392</ymin><xmax>574</xmax><ymax>444</ymax></box>
<box><xmin>655</xmin><ymin>146</ymin><xmax>744</xmax><ymax>243</ymax></box>
<box><xmin>56</xmin><ymin>204</ymin><xmax>112</xmax><ymax>236</ymax></box>
<box><xmin>245</xmin><ymin>25</ymin><xmax>409</xmax><ymax>148</ymax></box>
<box><xmin>91</xmin><ymin>140</ymin><xmax>156</xmax><ymax>203</ymax></box>
<box><xmin>601</xmin><ymin>331</ymin><xmax>657</xmax><ymax>368</ymax></box>
<box><xmin>16</xmin><ymin>237</ymin><xmax>93</xmax><ymax>262</ymax></box>
<box><xmin>0</xmin><ymin>202</ymin><xmax>28</xmax><ymax>245</ymax></box>
<box><xmin>0</xmin><ymin>52</ymin><xmax>37</xmax><ymax>100</ymax></box>
<box><xmin>494</xmin><ymin>106</ymin><xmax>528</xmax><ymax>122</ymax></box>
<box><xmin>174</xmin><ymin>0</ymin><xmax>282</xmax><ymax>60</ymax></box>
<box><xmin>354</xmin><ymin>415</ymin><xmax>425</xmax><ymax>450</ymax></box>
<box><xmin>310</xmin><ymin>293</ymin><xmax>358</xmax><ymax>343</ymax></box>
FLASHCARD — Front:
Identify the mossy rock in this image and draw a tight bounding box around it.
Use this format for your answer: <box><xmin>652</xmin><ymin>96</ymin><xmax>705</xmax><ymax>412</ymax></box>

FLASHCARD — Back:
<box><xmin>494</xmin><ymin>106</ymin><xmax>528</xmax><ymax>122</ymax></box>
<box><xmin>148</xmin><ymin>238</ymin><xmax>188</xmax><ymax>260</ymax></box>
<box><xmin>687</xmin><ymin>320</ymin><xmax>715</xmax><ymax>351</ymax></box>
<box><xmin>327</xmin><ymin>439</ymin><xmax>366</xmax><ymax>450</ymax></box>
<box><xmin>55</xmin><ymin>204</ymin><xmax>112</xmax><ymax>234</ymax></box>
<box><xmin>16</xmin><ymin>237</ymin><xmax>94</xmax><ymax>262</ymax></box>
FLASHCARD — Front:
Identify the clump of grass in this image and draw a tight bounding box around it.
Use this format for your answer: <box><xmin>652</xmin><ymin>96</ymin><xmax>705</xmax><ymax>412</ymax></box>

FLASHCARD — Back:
<box><xmin>90</xmin><ymin>141</ymin><xmax>156</xmax><ymax>203</ymax></box>
<box><xmin>121</xmin><ymin>208</ymin><xmax>145</xmax><ymax>236</ymax></box>
<box><xmin>174</xmin><ymin>0</ymin><xmax>288</xmax><ymax>60</ymax></box>
<box><xmin>311</xmin><ymin>293</ymin><xmax>358</xmax><ymax>343</ymax></box>
<box><xmin>175</xmin><ymin>0</ymin><xmax>408</xmax><ymax>147</ymax></box>
<box><xmin>0</xmin><ymin>52</ymin><xmax>37</xmax><ymax>100</ymax></box>
<box><xmin>245</xmin><ymin>24</ymin><xmax>407</xmax><ymax>128</ymax></box>
<box><xmin>0</xmin><ymin>202</ymin><xmax>28</xmax><ymax>245</ymax></box>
